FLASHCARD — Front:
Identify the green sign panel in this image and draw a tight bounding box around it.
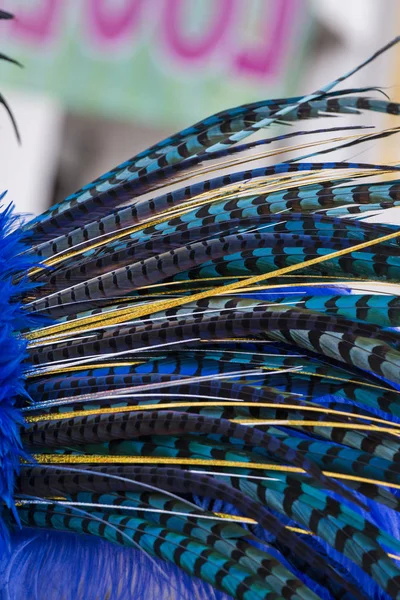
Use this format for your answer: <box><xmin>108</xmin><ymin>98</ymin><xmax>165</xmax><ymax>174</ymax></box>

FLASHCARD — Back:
<box><xmin>1</xmin><ymin>0</ymin><xmax>310</xmax><ymax>126</ymax></box>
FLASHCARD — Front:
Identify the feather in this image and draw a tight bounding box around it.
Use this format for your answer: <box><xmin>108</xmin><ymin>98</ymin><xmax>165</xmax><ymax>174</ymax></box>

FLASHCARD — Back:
<box><xmin>6</xmin><ymin>33</ymin><xmax>400</xmax><ymax>600</ymax></box>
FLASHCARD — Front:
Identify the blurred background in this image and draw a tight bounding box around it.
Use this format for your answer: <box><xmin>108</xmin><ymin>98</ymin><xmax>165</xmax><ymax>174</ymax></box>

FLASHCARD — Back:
<box><xmin>0</xmin><ymin>0</ymin><xmax>399</xmax><ymax>216</ymax></box>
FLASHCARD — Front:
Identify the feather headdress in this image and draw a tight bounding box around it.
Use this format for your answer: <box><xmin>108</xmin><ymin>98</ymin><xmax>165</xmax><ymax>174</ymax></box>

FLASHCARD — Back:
<box><xmin>3</xmin><ymin>11</ymin><xmax>400</xmax><ymax>599</ymax></box>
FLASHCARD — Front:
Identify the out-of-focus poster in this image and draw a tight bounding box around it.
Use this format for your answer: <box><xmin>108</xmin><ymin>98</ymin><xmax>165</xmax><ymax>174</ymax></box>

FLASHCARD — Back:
<box><xmin>0</xmin><ymin>0</ymin><xmax>310</xmax><ymax>126</ymax></box>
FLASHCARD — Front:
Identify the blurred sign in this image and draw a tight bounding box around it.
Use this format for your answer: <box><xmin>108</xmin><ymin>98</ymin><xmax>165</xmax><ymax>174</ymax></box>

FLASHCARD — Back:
<box><xmin>0</xmin><ymin>0</ymin><xmax>310</xmax><ymax>125</ymax></box>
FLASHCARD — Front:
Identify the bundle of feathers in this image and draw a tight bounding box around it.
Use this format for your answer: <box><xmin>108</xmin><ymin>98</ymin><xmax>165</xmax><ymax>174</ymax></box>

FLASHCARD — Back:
<box><xmin>3</xmin><ymin>10</ymin><xmax>400</xmax><ymax>600</ymax></box>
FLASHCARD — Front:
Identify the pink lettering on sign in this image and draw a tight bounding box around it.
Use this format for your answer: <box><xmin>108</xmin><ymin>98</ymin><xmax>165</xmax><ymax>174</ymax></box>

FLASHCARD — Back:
<box><xmin>88</xmin><ymin>0</ymin><xmax>145</xmax><ymax>43</ymax></box>
<box><xmin>235</xmin><ymin>0</ymin><xmax>297</xmax><ymax>77</ymax></box>
<box><xmin>12</xmin><ymin>0</ymin><xmax>61</xmax><ymax>44</ymax></box>
<box><xmin>163</xmin><ymin>0</ymin><xmax>235</xmax><ymax>61</ymax></box>
<box><xmin>6</xmin><ymin>0</ymin><xmax>299</xmax><ymax>82</ymax></box>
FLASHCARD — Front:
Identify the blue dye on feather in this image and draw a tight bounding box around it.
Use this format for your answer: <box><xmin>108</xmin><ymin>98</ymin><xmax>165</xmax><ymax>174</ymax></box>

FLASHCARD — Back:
<box><xmin>0</xmin><ymin>528</ymin><xmax>232</xmax><ymax>600</ymax></box>
<box><xmin>0</xmin><ymin>204</ymin><xmax>40</xmax><ymax>548</ymax></box>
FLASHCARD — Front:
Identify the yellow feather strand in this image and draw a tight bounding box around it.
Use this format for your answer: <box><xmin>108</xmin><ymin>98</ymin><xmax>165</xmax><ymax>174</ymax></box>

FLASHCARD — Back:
<box><xmin>25</xmin><ymin>400</ymin><xmax>400</xmax><ymax>431</ymax></box>
<box><xmin>30</xmin><ymin>454</ymin><xmax>400</xmax><ymax>490</ymax></box>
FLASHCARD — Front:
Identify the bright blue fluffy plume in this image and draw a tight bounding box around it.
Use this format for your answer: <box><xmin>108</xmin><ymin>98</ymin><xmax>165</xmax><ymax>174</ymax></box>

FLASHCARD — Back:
<box><xmin>0</xmin><ymin>529</ymin><xmax>231</xmax><ymax>600</ymax></box>
<box><xmin>0</xmin><ymin>201</ymin><xmax>40</xmax><ymax>550</ymax></box>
